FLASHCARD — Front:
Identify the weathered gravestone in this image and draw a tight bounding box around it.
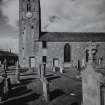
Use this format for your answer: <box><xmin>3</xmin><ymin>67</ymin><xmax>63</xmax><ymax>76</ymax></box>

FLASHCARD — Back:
<box><xmin>41</xmin><ymin>77</ymin><xmax>50</xmax><ymax>102</ymax></box>
<box><xmin>3</xmin><ymin>59</ymin><xmax>11</xmax><ymax>95</ymax></box>
<box><xmin>15</xmin><ymin>60</ymin><xmax>20</xmax><ymax>84</ymax></box>
<box><xmin>82</xmin><ymin>44</ymin><xmax>105</xmax><ymax>105</ymax></box>
<box><xmin>40</xmin><ymin>64</ymin><xmax>50</xmax><ymax>102</ymax></box>
<box><xmin>82</xmin><ymin>63</ymin><xmax>101</xmax><ymax>105</ymax></box>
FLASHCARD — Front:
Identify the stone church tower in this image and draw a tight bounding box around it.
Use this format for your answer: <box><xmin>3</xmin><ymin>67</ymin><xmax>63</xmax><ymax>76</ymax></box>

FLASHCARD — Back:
<box><xmin>19</xmin><ymin>0</ymin><xmax>41</xmax><ymax>67</ymax></box>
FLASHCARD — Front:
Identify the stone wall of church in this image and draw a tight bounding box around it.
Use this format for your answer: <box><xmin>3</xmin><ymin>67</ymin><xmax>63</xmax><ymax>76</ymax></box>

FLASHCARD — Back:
<box><xmin>19</xmin><ymin>41</ymin><xmax>105</xmax><ymax>69</ymax></box>
<box><xmin>46</xmin><ymin>42</ymin><xmax>86</xmax><ymax>69</ymax></box>
<box><xmin>44</xmin><ymin>42</ymin><xmax>105</xmax><ymax>69</ymax></box>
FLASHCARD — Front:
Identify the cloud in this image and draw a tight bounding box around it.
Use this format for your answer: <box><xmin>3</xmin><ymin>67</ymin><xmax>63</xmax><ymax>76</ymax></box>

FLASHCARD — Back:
<box><xmin>41</xmin><ymin>0</ymin><xmax>105</xmax><ymax>32</ymax></box>
<box><xmin>1</xmin><ymin>0</ymin><xmax>105</xmax><ymax>32</ymax></box>
<box><xmin>0</xmin><ymin>37</ymin><xmax>18</xmax><ymax>53</ymax></box>
<box><xmin>1</xmin><ymin>0</ymin><xmax>19</xmax><ymax>30</ymax></box>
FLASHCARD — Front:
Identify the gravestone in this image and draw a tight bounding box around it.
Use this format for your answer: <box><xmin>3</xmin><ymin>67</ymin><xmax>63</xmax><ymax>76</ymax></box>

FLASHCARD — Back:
<box><xmin>81</xmin><ymin>58</ymin><xmax>85</xmax><ymax>68</ymax></box>
<box><xmin>41</xmin><ymin>77</ymin><xmax>50</xmax><ymax>102</ymax></box>
<box><xmin>15</xmin><ymin>60</ymin><xmax>20</xmax><ymax>84</ymax></box>
<box><xmin>39</xmin><ymin>64</ymin><xmax>42</xmax><ymax>78</ymax></box>
<box><xmin>0</xmin><ymin>76</ymin><xmax>4</xmax><ymax>102</ymax></box>
<box><xmin>60</xmin><ymin>66</ymin><xmax>63</xmax><ymax>73</ymax></box>
<box><xmin>82</xmin><ymin>63</ymin><xmax>101</xmax><ymax>105</ymax></box>
<box><xmin>98</xmin><ymin>56</ymin><xmax>103</xmax><ymax>65</ymax></box>
<box><xmin>52</xmin><ymin>66</ymin><xmax>55</xmax><ymax>72</ymax></box>
<box><xmin>82</xmin><ymin>44</ymin><xmax>103</xmax><ymax>105</ymax></box>
<box><xmin>40</xmin><ymin>64</ymin><xmax>50</xmax><ymax>102</ymax></box>
<box><xmin>40</xmin><ymin>64</ymin><xmax>45</xmax><ymax>79</ymax></box>
<box><xmin>3</xmin><ymin>78</ymin><xmax>9</xmax><ymax>94</ymax></box>
<box><xmin>3</xmin><ymin>59</ymin><xmax>11</xmax><ymax>95</ymax></box>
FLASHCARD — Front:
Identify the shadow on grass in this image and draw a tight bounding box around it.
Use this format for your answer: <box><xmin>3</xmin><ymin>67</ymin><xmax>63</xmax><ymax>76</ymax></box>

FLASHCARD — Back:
<box><xmin>2</xmin><ymin>92</ymin><xmax>40</xmax><ymax>105</ymax></box>
<box><xmin>9</xmin><ymin>86</ymin><xmax>31</xmax><ymax>97</ymax></box>
<box><xmin>47</xmin><ymin>76</ymin><xmax>61</xmax><ymax>81</ymax></box>
<box><xmin>20</xmin><ymin>78</ymin><xmax>36</xmax><ymax>84</ymax></box>
<box><xmin>20</xmin><ymin>72</ymin><xmax>38</xmax><ymax>76</ymax></box>
<box><xmin>2</xmin><ymin>85</ymin><xmax>32</xmax><ymax>100</ymax></box>
<box><xmin>50</xmin><ymin>89</ymin><xmax>65</xmax><ymax>100</ymax></box>
<box><xmin>2</xmin><ymin>83</ymin><xmax>40</xmax><ymax>105</ymax></box>
<box><xmin>71</xmin><ymin>102</ymin><xmax>80</xmax><ymax>105</ymax></box>
<box><xmin>12</xmin><ymin>78</ymin><xmax>36</xmax><ymax>87</ymax></box>
<box><xmin>45</xmin><ymin>74</ymin><xmax>54</xmax><ymax>77</ymax></box>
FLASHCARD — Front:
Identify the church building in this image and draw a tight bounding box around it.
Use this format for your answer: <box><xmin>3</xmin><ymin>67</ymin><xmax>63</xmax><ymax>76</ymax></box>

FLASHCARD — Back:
<box><xmin>19</xmin><ymin>0</ymin><xmax>105</xmax><ymax>71</ymax></box>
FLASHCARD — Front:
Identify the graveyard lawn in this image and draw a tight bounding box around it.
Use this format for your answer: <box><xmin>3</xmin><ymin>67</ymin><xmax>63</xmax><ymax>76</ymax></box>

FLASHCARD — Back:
<box><xmin>1</xmin><ymin>67</ymin><xmax>82</xmax><ymax>105</ymax></box>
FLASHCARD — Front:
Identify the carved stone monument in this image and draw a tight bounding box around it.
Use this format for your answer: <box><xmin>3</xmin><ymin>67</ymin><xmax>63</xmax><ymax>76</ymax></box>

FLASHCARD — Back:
<box><xmin>82</xmin><ymin>43</ymin><xmax>104</xmax><ymax>105</ymax></box>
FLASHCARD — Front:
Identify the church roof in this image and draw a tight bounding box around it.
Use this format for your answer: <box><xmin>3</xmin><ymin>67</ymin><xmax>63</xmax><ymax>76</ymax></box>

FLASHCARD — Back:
<box><xmin>39</xmin><ymin>32</ymin><xmax>105</xmax><ymax>42</ymax></box>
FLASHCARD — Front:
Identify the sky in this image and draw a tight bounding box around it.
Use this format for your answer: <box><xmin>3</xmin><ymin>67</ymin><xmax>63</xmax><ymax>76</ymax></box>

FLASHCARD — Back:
<box><xmin>0</xmin><ymin>0</ymin><xmax>105</xmax><ymax>53</ymax></box>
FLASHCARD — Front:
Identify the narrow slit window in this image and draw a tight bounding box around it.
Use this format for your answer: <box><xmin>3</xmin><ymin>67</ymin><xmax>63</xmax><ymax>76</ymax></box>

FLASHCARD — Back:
<box><xmin>42</xmin><ymin>41</ymin><xmax>47</xmax><ymax>48</ymax></box>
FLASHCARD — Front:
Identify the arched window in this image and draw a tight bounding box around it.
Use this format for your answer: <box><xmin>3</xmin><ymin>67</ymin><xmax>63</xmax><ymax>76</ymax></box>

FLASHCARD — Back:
<box><xmin>64</xmin><ymin>43</ymin><xmax>71</xmax><ymax>62</ymax></box>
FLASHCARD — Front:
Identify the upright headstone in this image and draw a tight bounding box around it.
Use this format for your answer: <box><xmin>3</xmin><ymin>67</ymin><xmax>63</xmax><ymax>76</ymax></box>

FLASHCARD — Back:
<box><xmin>60</xmin><ymin>64</ymin><xmax>63</xmax><ymax>73</ymax></box>
<box><xmin>40</xmin><ymin>64</ymin><xmax>44</xmax><ymax>79</ymax></box>
<box><xmin>82</xmin><ymin>44</ymin><xmax>101</xmax><ymax>105</ymax></box>
<box><xmin>0</xmin><ymin>76</ymin><xmax>4</xmax><ymax>102</ymax></box>
<box><xmin>40</xmin><ymin>64</ymin><xmax>50</xmax><ymax>102</ymax></box>
<box><xmin>41</xmin><ymin>77</ymin><xmax>50</xmax><ymax>102</ymax></box>
<box><xmin>3</xmin><ymin>58</ymin><xmax>11</xmax><ymax>95</ymax></box>
<box><xmin>98</xmin><ymin>56</ymin><xmax>103</xmax><ymax>65</ymax></box>
<box><xmin>98</xmin><ymin>58</ymin><xmax>101</xmax><ymax>65</ymax></box>
<box><xmin>3</xmin><ymin>59</ymin><xmax>7</xmax><ymax>78</ymax></box>
<box><xmin>81</xmin><ymin>58</ymin><xmax>85</xmax><ymax>68</ymax></box>
<box><xmin>3</xmin><ymin>78</ymin><xmax>9</xmax><ymax>94</ymax></box>
<box><xmin>82</xmin><ymin>64</ymin><xmax>101</xmax><ymax>105</ymax></box>
<box><xmin>39</xmin><ymin>64</ymin><xmax>41</xmax><ymax>78</ymax></box>
<box><xmin>52</xmin><ymin>66</ymin><xmax>55</xmax><ymax>72</ymax></box>
<box><xmin>15</xmin><ymin>60</ymin><xmax>20</xmax><ymax>84</ymax></box>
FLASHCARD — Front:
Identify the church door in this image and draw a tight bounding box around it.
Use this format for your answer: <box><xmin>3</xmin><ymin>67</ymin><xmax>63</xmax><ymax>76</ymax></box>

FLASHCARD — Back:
<box><xmin>64</xmin><ymin>43</ymin><xmax>71</xmax><ymax>62</ymax></box>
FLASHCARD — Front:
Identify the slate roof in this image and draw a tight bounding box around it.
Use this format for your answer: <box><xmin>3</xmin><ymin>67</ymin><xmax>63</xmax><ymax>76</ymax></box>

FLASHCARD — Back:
<box><xmin>39</xmin><ymin>32</ymin><xmax>105</xmax><ymax>42</ymax></box>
